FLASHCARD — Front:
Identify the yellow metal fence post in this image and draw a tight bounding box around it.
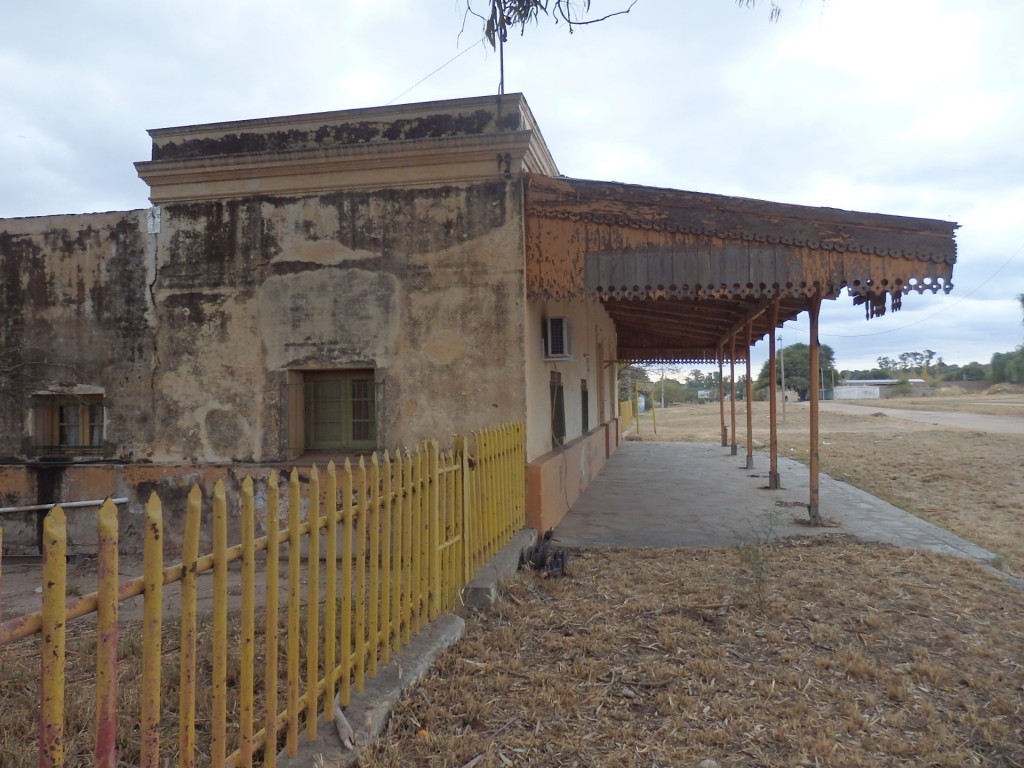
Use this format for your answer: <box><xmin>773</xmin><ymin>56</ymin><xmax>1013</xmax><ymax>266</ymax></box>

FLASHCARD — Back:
<box><xmin>141</xmin><ymin>495</ymin><xmax>163</xmax><ymax>768</ymax></box>
<box><xmin>427</xmin><ymin>441</ymin><xmax>440</xmax><ymax>622</ymax></box>
<box><xmin>39</xmin><ymin>505</ymin><xmax>67</xmax><ymax>768</ymax></box>
<box><xmin>368</xmin><ymin>453</ymin><xmax>381</xmax><ymax>678</ymax></box>
<box><xmin>455</xmin><ymin>435</ymin><xmax>471</xmax><ymax>585</ymax></box>
<box><xmin>517</xmin><ymin>423</ymin><xmax>526</xmax><ymax>528</ymax></box>
<box><xmin>390</xmin><ymin>451</ymin><xmax>404</xmax><ymax>655</ymax></box>
<box><xmin>306</xmin><ymin>465</ymin><xmax>320</xmax><ymax>740</ymax></box>
<box><xmin>179</xmin><ymin>486</ymin><xmax>202</xmax><ymax>768</ymax></box>
<box><xmin>212</xmin><ymin>480</ymin><xmax>228</xmax><ymax>766</ymax></box>
<box><xmin>355</xmin><ymin>457</ymin><xmax>367</xmax><ymax>691</ymax></box>
<box><xmin>402</xmin><ymin>450</ymin><xmax>413</xmax><ymax>646</ymax></box>
<box><xmin>95</xmin><ymin>500</ymin><xmax>119</xmax><ymax>768</ymax></box>
<box><xmin>410</xmin><ymin>448</ymin><xmax>422</xmax><ymax>636</ymax></box>
<box><xmin>239</xmin><ymin>477</ymin><xmax>257</xmax><ymax>767</ymax></box>
<box><xmin>264</xmin><ymin>473</ymin><xmax>281</xmax><ymax>768</ymax></box>
<box><xmin>381</xmin><ymin>451</ymin><xmax>393</xmax><ymax>664</ymax></box>
<box><xmin>340</xmin><ymin>459</ymin><xmax>354</xmax><ymax>708</ymax></box>
<box><xmin>286</xmin><ymin>470</ymin><xmax>301</xmax><ymax>754</ymax></box>
<box><xmin>324</xmin><ymin>462</ymin><xmax>338</xmax><ymax>722</ymax></box>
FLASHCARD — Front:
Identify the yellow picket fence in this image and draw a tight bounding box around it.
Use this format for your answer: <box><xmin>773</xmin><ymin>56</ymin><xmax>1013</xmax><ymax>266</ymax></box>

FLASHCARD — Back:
<box><xmin>619</xmin><ymin>399</ymin><xmax>634</xmax><ymax>432</ymax></box>
<box><xmin>0</xmin><ymin>423</ymin><xmax>525</xmax><ymax>768</ymax></box>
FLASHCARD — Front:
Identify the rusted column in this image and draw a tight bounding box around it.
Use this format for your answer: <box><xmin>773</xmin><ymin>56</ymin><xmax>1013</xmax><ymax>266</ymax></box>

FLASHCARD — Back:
<box><xmin>767</xmin><ymin>300</ymin><xmax>780</xmax><ymax>489</ymax></box>
<box><xmin>808</xmin><ymin>295</ymin><xmax>823</xmax><ymax>525</ymax></box>
<box><xmin>718</xmin><ymin>348</ymin><xmax>727</xmax><ymax>447</ymax></box>
<box><xmin>729</xmin><ymin>334</ymin><xmax>738</xmax><ymax>456</ymax></box>
<box><xmin>744</xmin><ymin>321</ymin><xmax>754</xmax><ymax>469</ymax></box>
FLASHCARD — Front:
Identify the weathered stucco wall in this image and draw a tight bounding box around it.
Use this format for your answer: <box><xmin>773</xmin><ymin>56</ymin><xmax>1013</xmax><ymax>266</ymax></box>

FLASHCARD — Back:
<box><xmin>0</xmin><ymin>95</ymin><xmax>559</xmax><ymax>554</ymax></box>
<box><xmin>150</xmin><ymin>179</ymin><xmax>527</xmax><ymax>462</ymax></box>
<box><xmin>524</xmin><ymin>297</ymin><xmax>617</xmax><ymax>461</ymax></box>
<box><xmin>0</xmin><ymin>182</ymin><xmax>528</xmax><ymax>552</ymax></box>
<box><xmin>0</xmin><ymin>211</ymin><xmax>154</xmax><ymax>460</ymax></box>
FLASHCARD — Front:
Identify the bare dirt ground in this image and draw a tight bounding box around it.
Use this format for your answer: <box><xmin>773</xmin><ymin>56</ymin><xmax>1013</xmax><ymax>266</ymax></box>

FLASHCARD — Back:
<box><xmin>356</xmin><ymin>391</ymin><xmax>1024</xmax><ymax>767</ymax></box>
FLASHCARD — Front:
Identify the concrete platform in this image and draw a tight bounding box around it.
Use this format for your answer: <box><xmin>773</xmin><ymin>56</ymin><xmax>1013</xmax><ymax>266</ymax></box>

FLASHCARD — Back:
<box><xmin>554</xmin><ymin>440</ymin><xmax>997</xmax><ymax>564</ymax></box>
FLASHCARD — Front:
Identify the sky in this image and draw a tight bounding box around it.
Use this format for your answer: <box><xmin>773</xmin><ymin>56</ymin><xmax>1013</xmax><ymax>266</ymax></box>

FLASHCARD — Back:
<box><xmin>2</xmin><ymin>0</ymin><xmax>1022</xmax><ymax>373</ymax></box>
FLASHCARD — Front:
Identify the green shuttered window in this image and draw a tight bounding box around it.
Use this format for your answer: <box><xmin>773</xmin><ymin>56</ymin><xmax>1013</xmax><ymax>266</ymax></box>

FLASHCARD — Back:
<box><xmin>303</xmin><ymin>370</ymin><xmax>377</xmax><ymax>451</ymax></box>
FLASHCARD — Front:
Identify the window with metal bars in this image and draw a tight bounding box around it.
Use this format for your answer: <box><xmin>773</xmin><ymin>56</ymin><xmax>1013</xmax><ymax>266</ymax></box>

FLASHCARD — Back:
<box><xmin>32</xmin><ymin>394</ymin><xmax>105</xmax><ymax>451</ymax></box>
<box><xmin>550</xmin><ymin>371</ymin><xmax>565</xmax><ymax>448</ymax></box>
<box><xmin>581</xmin><ymin>378</ymin><xmax>589</xmax><ymax>433</ymax></box>
<box><xmin>302</xmin><ymin>370</ymin><xmax>377</xmax><ymax>451</ymax></box>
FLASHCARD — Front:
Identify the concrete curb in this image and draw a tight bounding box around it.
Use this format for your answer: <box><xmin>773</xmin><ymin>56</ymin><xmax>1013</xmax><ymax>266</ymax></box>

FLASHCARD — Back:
<box><xmin>461</xmin><ymin>527</ymin><xmax>537</xmax><ymax>607</ymax></box>
<box><xmin>276</xmin><ymin>614</ymin><xmax>465</xmax><ymax>768</ymax></box>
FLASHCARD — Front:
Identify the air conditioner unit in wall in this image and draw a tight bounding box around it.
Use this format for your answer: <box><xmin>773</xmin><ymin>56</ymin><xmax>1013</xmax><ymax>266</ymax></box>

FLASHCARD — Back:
<box><xmin>543</xmin><ymin>317</ymin><xmax>573</xmax><ymax>359</ymax></box>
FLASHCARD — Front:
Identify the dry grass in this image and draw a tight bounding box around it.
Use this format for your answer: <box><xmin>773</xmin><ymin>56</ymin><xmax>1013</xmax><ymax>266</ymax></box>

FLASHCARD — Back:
<box><xmin>356</xmin><ymin>394</ymin><xmax>1024</xmax><ymax>767</ymax></box>
<box><xmin>363</xmin><ymin>542</ymin><xmax>1024</xmax><ymax>768</ymax></box>
<box><xmin>0</xmin><ymin>612</ymin><xmax>290</xmax><ymax>767</ymax></box>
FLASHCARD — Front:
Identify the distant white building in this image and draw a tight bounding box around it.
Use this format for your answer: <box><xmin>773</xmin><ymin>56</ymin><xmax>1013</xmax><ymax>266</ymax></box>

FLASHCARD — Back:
<box><xmin>834</xmin><ymin>379</ymin><xmax>931</xmax><ymax>400</ymax></box>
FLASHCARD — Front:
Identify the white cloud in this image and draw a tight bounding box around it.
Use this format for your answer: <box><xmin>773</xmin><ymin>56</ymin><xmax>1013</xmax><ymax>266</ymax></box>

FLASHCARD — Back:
<box><xmin>1</xmin><ymin>0</ymin><xmax>1022</xmax><ymax>364</ymax></box>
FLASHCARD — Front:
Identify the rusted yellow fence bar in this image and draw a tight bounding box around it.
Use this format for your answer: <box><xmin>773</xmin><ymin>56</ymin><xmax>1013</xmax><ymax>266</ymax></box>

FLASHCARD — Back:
<box><xmin>305</xmin><ymin>466</ymin><xmax>320</xmax><ymax>740</ymax></box>
<box><xmin>40</xmin><ymin>506</ymin><xmax>66</xmax><ymax>768</ymax></box>
<box><xmin>620</xmin><ymin>399</ymin><xmax>634</xmax><ymax>432</ymax></box>
<box><xmin>95</xmin><ymin>500</ymin><xmax>119</xmax><ymax>768</ymax></box>
<box><xmin>0</xmin><ymin>423</ymin><xmax>526</xmax><ymax>767</ymax></box>
<box><xmin>239</xmin><ymin>477</ymin><xmax>257</xmax><ymax>767</ymax></box>
<box><xmin>323</xmin><ymin>462</ymin><xmax>338</xmax><ymax>724</ymax></box>
<box><xmin>179</xmin><ymin>486</ymin><xmax>201</xmax><ymax>768</ymax></box>
<box><xmin>212</xmin><ymin>481</ymin><xmax>229</xmax><ymax>766</ymax></box>
<box><xmin>263</xmin><ymin>472</ymin><xmax>281</xmax><ymax>768</ymax></box>
<box><xmin>286</xmin><ymin>469</ymin><xmax>301</xmax><ymax>755</ymax></box>
<box><xmin>142</xmin><ymin>495</ymin><xmax>163</xmax><ymax>768</ymax></box>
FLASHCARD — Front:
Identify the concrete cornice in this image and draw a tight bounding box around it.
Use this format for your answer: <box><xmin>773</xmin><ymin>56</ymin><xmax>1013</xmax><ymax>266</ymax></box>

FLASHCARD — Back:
<box><xmin>146</xmin><ymin>94</ymin><xmax>531</xmax><ymax>144</ymax></box>
<box><xmin>135</xmin><ymin>93</ymin><xmax>560</xmax><ymax>203</ymax></box>
<box><xmin>137</xmin><ymin>132</ymin><xmax>551</xmax><ymax>204</ymax></box>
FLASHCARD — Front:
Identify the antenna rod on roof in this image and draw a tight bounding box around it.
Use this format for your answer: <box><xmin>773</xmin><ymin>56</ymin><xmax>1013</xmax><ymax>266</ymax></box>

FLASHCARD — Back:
<box><xmin>498</xmin><ymin>23</ymin><xmax>506</xmax><ymax>94</ymax></box>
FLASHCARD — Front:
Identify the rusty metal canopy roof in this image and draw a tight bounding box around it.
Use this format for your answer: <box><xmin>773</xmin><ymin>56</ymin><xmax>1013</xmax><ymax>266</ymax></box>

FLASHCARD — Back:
<box><xmin>524</xmin><ymin>174</ymin><xmax>958</xmax><ymax>363</ymax></box>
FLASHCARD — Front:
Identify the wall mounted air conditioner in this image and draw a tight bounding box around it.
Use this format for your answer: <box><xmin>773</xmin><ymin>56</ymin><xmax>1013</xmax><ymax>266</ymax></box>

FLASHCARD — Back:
<box><xmin>543</xmin><ymin>317</ymin><xmax>573</xmax><ymax>360</ymax></box>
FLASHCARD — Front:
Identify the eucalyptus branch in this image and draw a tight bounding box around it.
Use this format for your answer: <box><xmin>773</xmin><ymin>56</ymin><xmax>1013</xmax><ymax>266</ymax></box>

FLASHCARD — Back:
<box><xmin>553</xmin><ymin>0</ymin><xmax>638</xmax><ymax>31</ymax></box>
<box><xmin>467</xmin><ymin>0</ymin><xmax>639</xmax><ymax>49</ymax></box>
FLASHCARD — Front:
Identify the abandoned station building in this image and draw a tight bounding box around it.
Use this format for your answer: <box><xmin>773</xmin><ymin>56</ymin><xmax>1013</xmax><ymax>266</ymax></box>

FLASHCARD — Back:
<box><xmin>0</xmin><ymin>94</ymin><xmax>957</xmax><ymax>554</ymax></box>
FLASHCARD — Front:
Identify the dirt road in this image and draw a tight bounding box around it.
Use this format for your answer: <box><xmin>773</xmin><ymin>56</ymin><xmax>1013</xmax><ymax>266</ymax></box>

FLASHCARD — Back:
<box><xmin>821</xmin><ymin>400</ymin><xmax>1024</xmax><ymax>433</ymax></box>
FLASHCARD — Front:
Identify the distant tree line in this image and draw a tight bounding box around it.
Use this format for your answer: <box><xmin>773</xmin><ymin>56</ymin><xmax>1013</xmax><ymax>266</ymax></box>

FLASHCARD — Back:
<box><xmin>619</xmin><ymin>293</ymin><xmax>1024</xmax><ymax>408</ymax></box>
<box><xmin>618</xmin><ymin>366</ymin><xmax>723</xmax><ymax>407</ymax></box>
<box><xmin>838</xmin><ymin>296</ymin><xmax>1024</xmax><ymax>386</ymax></box>
<box><xmin>988</xmin><ymin>293</ymin><xmax>1024</xmax><ymax>385</ymax></box>
<box><xmin>840</xmin><ymin>351</ymin><xmax>987</xmax><ymax>383</ymax></box>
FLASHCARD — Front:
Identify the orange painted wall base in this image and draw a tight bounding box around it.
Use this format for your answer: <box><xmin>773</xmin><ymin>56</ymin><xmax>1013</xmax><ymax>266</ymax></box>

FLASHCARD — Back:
<box><xmin>525</xmin><ymin>419</ymin><xmax>619</xmax><ymax>534</ymax></box>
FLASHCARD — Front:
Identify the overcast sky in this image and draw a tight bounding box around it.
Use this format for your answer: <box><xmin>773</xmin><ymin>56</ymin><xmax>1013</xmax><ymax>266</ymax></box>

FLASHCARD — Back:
<box><xmin>2</xmin><ymin>0</ymin><xmax>1022</xmax><ymax>372</ymax></box>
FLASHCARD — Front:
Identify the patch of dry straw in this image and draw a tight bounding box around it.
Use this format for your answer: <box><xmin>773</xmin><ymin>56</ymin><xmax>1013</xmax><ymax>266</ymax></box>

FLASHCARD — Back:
<box><xmin>363</xmin><ymin>540</ymin><xmax>1024</xmax><ymax>768</ymax></box>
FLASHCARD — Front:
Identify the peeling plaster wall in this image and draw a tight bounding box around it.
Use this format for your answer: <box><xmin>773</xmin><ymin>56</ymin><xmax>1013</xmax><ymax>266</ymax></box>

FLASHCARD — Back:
<box><xmin>150</xmin><ymin>179</ymin><xmax>527</xmax><ymax>463</ymax></box>
<box><xmin>0</xmin><ymin>211</ymin><xmax>154</xmax><ymax>461</ymax></box>
<box><xmin>0</xmin><ymin>180</ymin><xmax>528</xmax><ymax>554</ymax></box>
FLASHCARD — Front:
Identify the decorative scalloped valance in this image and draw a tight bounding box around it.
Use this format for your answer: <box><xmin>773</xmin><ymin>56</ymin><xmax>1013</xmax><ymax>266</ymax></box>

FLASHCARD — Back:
<box><xmin>525</xmin><ymin>174</ymin><xmax>957</xmax><ymax>311</ymax></box>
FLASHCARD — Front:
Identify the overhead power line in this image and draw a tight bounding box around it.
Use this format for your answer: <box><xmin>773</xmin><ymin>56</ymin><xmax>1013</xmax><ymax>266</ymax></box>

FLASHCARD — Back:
<box><xmin>387</xmin><ymin>38</ymin><xmax>486</xmax><ymax>105</ymax></box>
